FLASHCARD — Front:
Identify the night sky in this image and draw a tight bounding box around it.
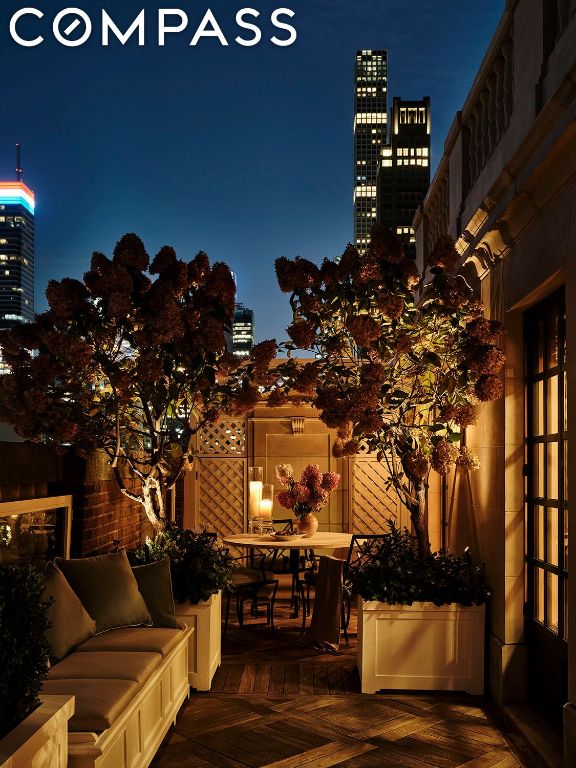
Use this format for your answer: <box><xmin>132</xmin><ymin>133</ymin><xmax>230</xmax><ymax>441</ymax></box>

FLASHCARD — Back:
<box><xmin>0</xmin><ymin>1</ymin><xmax>502</xmax><ymax>344</ymax></box>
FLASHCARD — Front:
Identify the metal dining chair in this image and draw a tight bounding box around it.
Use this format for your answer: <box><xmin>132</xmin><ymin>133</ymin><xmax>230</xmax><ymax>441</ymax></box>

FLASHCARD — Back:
<box><xmin>302</xmin><ymin>533</ymin><xmax>388</xmax><ymax>642</ymax></box>
<box><xmin>220</xmin><ymin>531</ymin><xmax>278</xmax><ymax>636</ymax></box>
<box><xmin>249</xmin><ymin>519</ymin><xmax>314</xmax><ymax>616</ymax></box>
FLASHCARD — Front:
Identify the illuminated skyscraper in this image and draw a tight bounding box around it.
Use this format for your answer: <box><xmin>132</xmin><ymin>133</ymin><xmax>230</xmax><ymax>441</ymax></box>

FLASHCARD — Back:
<box><xmin>232</xmin><ymin>304</ymin><xmax>254</xmax><ymax>357</ymax></box>
<box><xmin>354</xmin><ymin>50</ymin><xmax>388</xmax><ymax>253</ymax></box>
<box><xmin>377</xmin><ymin>97</ymin><xmax>431</xmax><ymax>257</ymax></box>
<box><xmin>0</xmin><ymin>149</ymin><xmax>35</xmax><ymax>374</ymax></box>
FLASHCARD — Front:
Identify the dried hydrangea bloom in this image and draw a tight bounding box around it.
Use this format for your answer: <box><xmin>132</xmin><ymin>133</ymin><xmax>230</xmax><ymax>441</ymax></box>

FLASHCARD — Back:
<box><xmin>401</xmin><ymin>260</ymin><xmax>421</xmax><ymax>288</ymax></box>
<box><xmin>431</xmin><ymin>439</ymin><xmax>459</xmax><ymax>475</ymax></box>
<box><xmin>275</xmin><ymin>464</ymin><xmax>294</xmax><ymax>485</ymax></box>
<box><xmin>466</xmin><ymin>318</ymin><xmax>503</xmax><ymax>344</ymax></box>
<box><xmin>277</xmin><ymin>490</ymin><xmax>295</xmax><ymax>509</ymax></box>
<box><xmin>321</xmin><ymin>472</ymin><xmax>341</xmax><ymax>492</ymax></box>
<box><xmin>457</xmin><ymin>447</ymin><xmax>481</xmax><ymax>471</ymax></box>
<box><xmin>377</xmin><ymin>294</ymin><xmax>405</xmax><ymax>319</ymax></box>
<box><xmin>301</xmin><ymin>463</ymin><xmax>323</xmax><ymax>489</ymax></box>
<box><xmin>287</xmin><ymin>319</ymin><xmax>317</xmax><ymax>349</ymax></box>
<box><xmin>268</xmin><ymin>389</ymin><xmax>289</xmax><ymax>407</ymax></box>
<box><xmin>475</xmin><ymin>374</ymin><xmax>504</xmax><ymax>402</ymax></box>
<box><xmin>395</xmin><ymin>334</ymin><xmax>413</xmax><ymax>354</ymax></box>
<box><xmin>403</xmin><ymin>450</ymin><xmax>430</xmax><ymax>481</ymax></box>
<box><xmin>347</xmin><ymin>315</ymin><xmax>381</xmax><ymax>346</ymax></box>
<box><xmin>466</xmin><ymin>344</ymin><xmax>506</xmax><ymax>376</ymax></box>
<box><xmin>292</xmin><ymin>483</ymin><xmax>311</xmax><ymax>503</ymax></box>
<box><xmin>456</xmin><ymin>403</ymin><xmax>478</xmax><ymax>427</ymax></box>
<box><xmin>428</xmin><ymin>234</ymin><xmax>460</xmax><ymax>272</ymax></box>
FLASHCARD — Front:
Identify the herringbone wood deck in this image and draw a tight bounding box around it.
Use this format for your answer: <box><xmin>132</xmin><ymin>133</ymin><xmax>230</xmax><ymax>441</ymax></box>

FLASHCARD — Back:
<box><xmin>152</xmin><ymin>592</ymin><xmax>534</xmax><ymax>767</ymax></box>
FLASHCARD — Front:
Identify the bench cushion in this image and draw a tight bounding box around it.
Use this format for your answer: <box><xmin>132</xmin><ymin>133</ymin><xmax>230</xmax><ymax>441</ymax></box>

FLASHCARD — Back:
<box><xmin>56</xmin><ymin>552</ymin><xmax>152</xmax><ymax>634</ymax></box>
<box><xmin>43</xmin><ymin>561</ymin><xmax>97</xmax><ymax>660</ymax></box>
<box><xmin>132</xmin><ymin>557</ymin><xmax>180</xmax><ymax>629</ymax></box>
<box><xmin>47</xmin><ymin>651</ymin><xmax>162</xmax><ymax>684</ymax></box>
<box><xmin>41</xmin><ymin>678</ymin><xmax>138</xmax><ymax>733</ymax></box>
<box><xmin>76</xmin><ymin>627</ymin><xmax>184</xmax><ymax>657</ymax></box>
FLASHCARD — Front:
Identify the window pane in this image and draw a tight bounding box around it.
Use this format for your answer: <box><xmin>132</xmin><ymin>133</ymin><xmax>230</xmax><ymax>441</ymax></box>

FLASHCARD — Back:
<box><xmin>564</xmin><ymin>578</ymin><xmax>569</xmax><ymax>641</ymax></box>
<box><xmin>546</xmin><ymin>376</ymin><xmax>559</xmax><ymax>434</ymax></box>
<box><xmin>564</xmin><ymin>441</ymin><xmax>569</xmax><ymax>501</ymax></box>
<box><xmin>547</xmin><ymin>572</ymin><xmax>559</xmax><ymax>633</ymax></box>
<box><xmin>565</xmin><ymin>512</ymin><xmax>569</xmax><ymax>570</ymax></box>
<box><xmin>564</xmin><ymin>371</ymin><xmax>568</xmax><ymax>430</ymax></box>
<box><xmin>547</xmin><ymin>508</ymin><xmax>559</xmax><ymax>566</ymax></box>
<box><xmin>547</xmin><ymin>443</ymin><xmax>559</xmax><ymax>500</ymax></box>
<box><xmin>534</xmin><ymin>444</ymin><xmax>545</xmax><ymax>497</ymax></box>
<box><xmin>535</xmin><ymin>505</ymin><xmax>544</xmax><ymax>561</ymax></box>
<box><xmin>533</xmin><ymin>381</ymin><xmax>544</xmax><ymax>435</ymax></box>
<box><xmin>535</xmin><ymin>567</ymin><xmax>545</xmax><ymax>623</ymax></box>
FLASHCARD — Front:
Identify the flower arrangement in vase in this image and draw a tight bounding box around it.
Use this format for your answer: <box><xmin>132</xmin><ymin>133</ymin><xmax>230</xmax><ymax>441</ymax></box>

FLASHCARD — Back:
<box><xmin>275</xmin><ymin>463</ymin><xmax>340</xmax><ymax>537</ymax></box>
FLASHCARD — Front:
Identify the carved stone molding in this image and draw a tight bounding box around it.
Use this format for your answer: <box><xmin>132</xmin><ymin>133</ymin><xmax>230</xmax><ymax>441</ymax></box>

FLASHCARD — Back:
<box><xmin>291</xmin><ymin>417</ymin><xmax>305</xmax><ymax>435</ymax></box>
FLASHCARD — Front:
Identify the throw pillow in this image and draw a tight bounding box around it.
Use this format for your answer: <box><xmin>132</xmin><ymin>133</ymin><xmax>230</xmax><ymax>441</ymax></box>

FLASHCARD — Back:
<box><xmin>132</xmin><ymin>557</ymin><xmax>180</xmax><ymax>629</ymax></box>
<box><xmin>43</xmin><ymin>561</ymin><xmax>97</xmax><ymax>660</ymax></box>
<box><xmin>56</xmin><ymin>551</ymin><xmax>151</xmax><ymax>634</ymax></box>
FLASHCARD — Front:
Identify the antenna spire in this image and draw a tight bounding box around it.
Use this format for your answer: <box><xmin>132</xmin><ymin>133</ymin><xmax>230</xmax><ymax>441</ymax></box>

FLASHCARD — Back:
<box><xmin>15</xmin><ymin>144</ymin><xmax>22</xmax><ymax>182</ymax></box>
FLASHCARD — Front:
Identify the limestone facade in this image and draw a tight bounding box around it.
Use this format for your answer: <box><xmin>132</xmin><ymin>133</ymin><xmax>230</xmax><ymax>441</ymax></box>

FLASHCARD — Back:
<box><xmin>413</xmin><ymin>0</ymin><xmax>576</xmax><ymax>759</ymax></box>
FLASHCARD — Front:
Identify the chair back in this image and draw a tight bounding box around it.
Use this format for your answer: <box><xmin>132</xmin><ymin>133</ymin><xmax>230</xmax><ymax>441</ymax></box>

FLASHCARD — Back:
<box><xmin>202</xmin><ymin>531</ymin><xmax>218</xmax><ymax>547</ymax></box>
<box><xmin>345</xmin><ymin>533</ymin><xmax>387</xmax><ymax>570</ymax></box>
<box><xmin>272</xmin><ymin>518</ymin><xmax>294</xmax><ymax>532</ymax></box>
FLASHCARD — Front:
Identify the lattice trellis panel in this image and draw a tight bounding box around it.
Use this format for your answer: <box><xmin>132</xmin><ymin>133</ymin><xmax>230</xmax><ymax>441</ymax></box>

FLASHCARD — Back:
<box><xmin>197</xmin><ymin>419</ymin><xmax>246</xmax><ymax>457</ymax></box>
<box><xmin>352</xmin><ymin>458</ymin><xmax>402</xmax><ymax>534</ymax></box>
<box><xmin>356</xmin><ymin>440</ymin><xmax>374</xmax><ymax>456</ymax></box>
<box><xmin>197</xmin><ymin>457</ymin><xmax>245</xmax><ymax>543</ymax></box>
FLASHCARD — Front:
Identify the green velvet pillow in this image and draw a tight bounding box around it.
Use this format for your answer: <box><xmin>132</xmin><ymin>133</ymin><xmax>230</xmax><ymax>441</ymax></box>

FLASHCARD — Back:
<box><xmin>55</xmin><ymin>551</ymin><xmax>152</xmax><ymax>634</ymax></box>
<box><xmin>132</xmin><ymin>557</ymin><xmax>180</xmax><ymax>629</ymax></box>
<box><xmin>43</xmin><ymin>561</ymin><xmax>97</xmax><ymax>660</ymax></box>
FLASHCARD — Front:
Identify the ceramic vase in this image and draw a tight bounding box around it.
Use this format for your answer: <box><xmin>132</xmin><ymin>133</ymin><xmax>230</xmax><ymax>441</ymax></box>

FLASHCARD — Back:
<box><xmin>296</xmin><ymin>513</ymin><xmax>319</xmax><ymax>538</ymax></box>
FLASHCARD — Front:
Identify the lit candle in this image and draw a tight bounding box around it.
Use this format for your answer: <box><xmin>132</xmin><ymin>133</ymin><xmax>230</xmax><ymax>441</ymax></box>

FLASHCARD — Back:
<box><xmin>259</xmin><ymin>499</ymin><xmax>273</xmax><ymax>519</ymax></box>
<box><xmin>248</xmin><ymin>481</ymin><xmax>263</xmax><ymax>518</ymax></box>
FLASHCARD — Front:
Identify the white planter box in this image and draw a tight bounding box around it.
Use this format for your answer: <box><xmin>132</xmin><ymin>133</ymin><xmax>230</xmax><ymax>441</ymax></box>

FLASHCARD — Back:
<box><xmin>0</xmin><ymin>694</ymin><xmax>74</xmax><ymax>768</ymax></box>
<box><xmin>175</xmin><ymin>591</ymin><xmax>221</xmax><ymax>691</ymax></box>
<box><xmin>357</xmin><ymin>599</ymin><xmax>485</xmax><ymax>695</ymax></box>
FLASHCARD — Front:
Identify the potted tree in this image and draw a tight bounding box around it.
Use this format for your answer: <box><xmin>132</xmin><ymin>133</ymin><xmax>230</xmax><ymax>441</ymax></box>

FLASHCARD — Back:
<box><xmin>0</xmin><ymin>234</ymin><xmax>277</xmax><ymax>533</ymax></box>
<box><xmin>348</xmin><ymin>523</ymin><xmax>488</xmax><ymax>693</ymax></box>
<box><xmin>132</xmin><ymin>527</ymin><xmax>233</xmax><ymax>691</ymax></box>
<box><xmin>271</xmin><ymin>226</ymin><xmax>504</xmax><ymax>693</ymax></box>
<box><xmin>0</xmin><ymin>564</ymin><xmax>74</xmax><ymax>768</ymax></box>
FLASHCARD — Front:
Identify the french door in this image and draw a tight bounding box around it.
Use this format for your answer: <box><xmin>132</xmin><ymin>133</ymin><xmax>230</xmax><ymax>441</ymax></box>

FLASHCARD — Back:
<box><xmin>525</xmin><ymin>289</ymin><xmax>568</xmax><ymax>731</ymax></box>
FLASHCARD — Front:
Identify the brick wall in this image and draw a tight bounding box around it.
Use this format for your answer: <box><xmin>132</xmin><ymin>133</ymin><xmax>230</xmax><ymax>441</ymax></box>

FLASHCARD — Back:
<box><xmin>67</xmin><ymin>477</ymin><xmax>147</xmax><ymax>556</ymax></box>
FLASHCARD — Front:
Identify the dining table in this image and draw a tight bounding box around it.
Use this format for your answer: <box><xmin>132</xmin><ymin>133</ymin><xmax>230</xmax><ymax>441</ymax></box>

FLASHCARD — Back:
<box><xmin>221</xmin><ymin>531</ymin><xmax>353</xmax><ymax>553</ymax></box>
<box><xmin>222</xmin><ymin>532</ymin><xmax>353</xmax><ymax>619</ymax></box>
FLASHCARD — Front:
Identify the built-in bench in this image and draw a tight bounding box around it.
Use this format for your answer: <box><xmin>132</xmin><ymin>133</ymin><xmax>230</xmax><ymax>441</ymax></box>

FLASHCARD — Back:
<box><xmin>40</xmin><ymin>552</ymin><xmax>194</xmax><ymax>768</ymax></box>
<box><xmin>43</xmin><ymin>627</ymin><xmax>191</xmax><ymax>768</ymax></box>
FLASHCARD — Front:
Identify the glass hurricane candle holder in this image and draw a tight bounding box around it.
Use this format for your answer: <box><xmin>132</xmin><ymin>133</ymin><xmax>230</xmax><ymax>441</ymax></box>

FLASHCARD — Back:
<box><xmin>259</xmin><ymin>484</ymin><xmax>274</xmax><ymax>520</ymax></box>
<box><xmin>248</xmin><ymin>466</ymin><xmax>263</xmax><ymax>522</ymax></box>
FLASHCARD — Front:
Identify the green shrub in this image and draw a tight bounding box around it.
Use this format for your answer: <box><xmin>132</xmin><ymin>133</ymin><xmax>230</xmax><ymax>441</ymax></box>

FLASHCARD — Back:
<box><xmin>0</xmin><ymin>564</ymin><xmax>51</xmax><ymax>739</ymax></box>
<box><xmin>348</xmin><ymin>522</ymin><xmax>489</xmax><ymax>607</ymax></box>
<box><xmin>131</xmin><ymin>526</ymin><xmax>233</xmax><ymax>604</ymax></box>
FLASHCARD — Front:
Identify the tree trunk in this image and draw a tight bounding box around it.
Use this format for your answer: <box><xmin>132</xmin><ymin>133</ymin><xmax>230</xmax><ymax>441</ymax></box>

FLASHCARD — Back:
<box><xmin>409</xmin><ymin>483</ymin><xmax>431</xmax><ymax>557</ymax></box>
<box><xmin>140</xmin><ymin>478</ymin><xmax>166</xmax><ymax>532</ymax></box>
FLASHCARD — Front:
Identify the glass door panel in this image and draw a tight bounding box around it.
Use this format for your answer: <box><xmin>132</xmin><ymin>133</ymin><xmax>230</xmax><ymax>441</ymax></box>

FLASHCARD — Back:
<box><xmin>525</xmin><ymin>289</ymin><xmax>568</xmax><ymax>731</ymax></box>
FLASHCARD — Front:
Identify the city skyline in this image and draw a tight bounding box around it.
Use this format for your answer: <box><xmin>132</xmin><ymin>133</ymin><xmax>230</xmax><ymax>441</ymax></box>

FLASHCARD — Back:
<box><xmin>0</xmin><ymin>1</ymin><xmax>503</xmax><ymax>345</ymax></box>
